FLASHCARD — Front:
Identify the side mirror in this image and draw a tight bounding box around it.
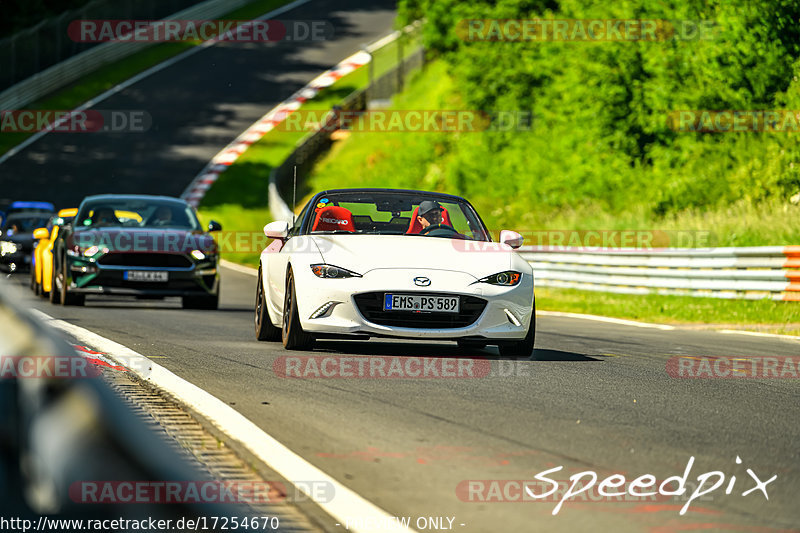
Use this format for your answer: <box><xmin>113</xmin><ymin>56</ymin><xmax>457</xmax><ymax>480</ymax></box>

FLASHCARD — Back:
<box><xmin>33</xmin><ymin>227</ymin><xmax>50</xmax><ymax>240</ymax></box>
<box><xmin>264</xmin><ymin>220</ymin><xmax>289</xmax><ymax>239</ymax></box>
<box><xmin>499</xmin><ymin>230</ymin><xmax>523</xmax><ymax>249</ymax></box>
<box><xmin>207</xmin><ymin>220</ymin><xmax>222</xmax><ymax>232</ymax></box>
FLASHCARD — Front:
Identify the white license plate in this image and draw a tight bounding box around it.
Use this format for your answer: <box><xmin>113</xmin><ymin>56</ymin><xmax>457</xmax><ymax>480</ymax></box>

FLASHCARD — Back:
<box><xmin>383</xmin><ymin>294</ymin><xmax>459</xmax><ymax>313</ymax></box>
<box><xmin>124</xmin><ymin>270</ymin><xmax>168</xmax><ymax>282</ymax></box>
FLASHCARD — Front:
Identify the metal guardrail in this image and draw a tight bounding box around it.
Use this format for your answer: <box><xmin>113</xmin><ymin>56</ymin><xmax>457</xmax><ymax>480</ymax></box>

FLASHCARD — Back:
<box><xmin>0</xmin><ymin>0</ymin><xmax>204</xmax><ymax>92</ymax></box>
<box><xmin>0</xmin><ymin>280</ymin><xmax>243</xmax><ymax>520</ymax></box>
<box><xmin>520</xmin><ymin>246</ymin><xmax>800</xmax><ymax>301</ymax></box>
<box><xmin>0</xmin><ymin>0</ymin><xmax>255</xmax><ymax>110</ymax></box>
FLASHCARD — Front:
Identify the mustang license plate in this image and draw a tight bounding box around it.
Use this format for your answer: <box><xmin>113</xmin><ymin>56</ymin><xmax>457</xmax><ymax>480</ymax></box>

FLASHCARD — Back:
<box><xmin>383</xmin><ymin>294</ymin><xmax>459</xmax><ymax>313</ymax></box>
<box><xmin>124</xmin><ymin>270</ymin><xmax>168</xmax><ymax>282</ymax></box>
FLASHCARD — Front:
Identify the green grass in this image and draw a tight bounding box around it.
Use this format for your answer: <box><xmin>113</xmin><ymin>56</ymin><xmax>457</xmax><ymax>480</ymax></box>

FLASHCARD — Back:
<box><xmin>0</xmin><ymin>0</ymin><xmax>292</xmax><ymax>157</ymax></box>
<box><xmin>196</xmin><ymin>31</ymin><xmax>424</xmax><ymax>265</ymax></box>
<box><xmin>536</xmin><ymin>287</ymin><xmax>800</xmax><ymax>336</ymax></box>
<box><xmin>197</xmin><ymin>205</ymin><xmax>272</xmax><ymax>268</ymax></box>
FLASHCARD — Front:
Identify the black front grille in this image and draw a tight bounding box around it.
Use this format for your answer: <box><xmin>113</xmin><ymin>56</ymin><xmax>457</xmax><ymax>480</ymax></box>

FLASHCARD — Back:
<box><xmin>353</xmin><ymin>292</ymin><xmax>486</xmax><ymax>329</ymax></box>
<box><xmin>98</xmin><ymin>253</ymin><xmax>192</xmax><ymax>268</ymax></box>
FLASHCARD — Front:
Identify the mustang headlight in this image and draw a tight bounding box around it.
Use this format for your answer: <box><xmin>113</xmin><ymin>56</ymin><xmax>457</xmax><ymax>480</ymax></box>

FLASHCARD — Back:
<box><xmin>0</xmin><ymin>241</ymin><xmax>19</xmax><ymax>256</ymax></box>
<box><xmin>310</xmin><ymin>264</ymin><xmax>362</xmax><ymax>279</ymax></box>
<box><xmin>477</xmin><ymin>270</ymin><xmax>522</xmax><ymax>286</ymax></box>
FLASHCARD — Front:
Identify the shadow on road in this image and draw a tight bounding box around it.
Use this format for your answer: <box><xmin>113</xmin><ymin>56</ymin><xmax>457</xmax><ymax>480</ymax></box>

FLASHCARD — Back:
<box><xmin>532</xmin><ymin>349</ymin><xmax>603</xmax><ymax>362</ymax></box>
<box><xmin>311</xmin><ymin>340</ymin><xmax>602</xmax><ymax>363</ymax></box>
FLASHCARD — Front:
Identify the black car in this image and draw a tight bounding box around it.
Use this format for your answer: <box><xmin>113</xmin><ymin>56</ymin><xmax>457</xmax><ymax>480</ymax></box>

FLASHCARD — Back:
<box><xmin>51</xmin><ymin>194</ymin><xmax>222</xmax><ymax>308</ymax></box>
<box><xmin>0</xmin><ymin>210</ymin><xmax>53</xmax><ymax>272</ymax></box>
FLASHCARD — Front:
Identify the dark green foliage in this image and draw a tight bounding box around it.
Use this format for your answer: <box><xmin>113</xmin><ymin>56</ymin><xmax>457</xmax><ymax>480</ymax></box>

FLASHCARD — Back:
<box><xmin>1</xmin><ymin>0</ymin><xmax>96</xmax><ymax>37</ymax></box>
<box><xmin>394</xmin><ymin>0</ymin><xmax>800</xmax><ymax>227</ymax></box>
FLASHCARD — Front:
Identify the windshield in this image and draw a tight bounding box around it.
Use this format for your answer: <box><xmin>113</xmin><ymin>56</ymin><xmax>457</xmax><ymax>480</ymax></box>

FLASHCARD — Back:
<box><xmin>1</xmin><ymin>213</ymin><xmax>51</xmax><ymax>236</ymax></box>
<box><xmin>75</xmin><ymin>198</ymin><xmax>201</xmax><ymax>230</ymax></box>
<box><xmin>304</xmin><ymin>191</ymin><xmax>491</xmax><ymax>241</ymax></box>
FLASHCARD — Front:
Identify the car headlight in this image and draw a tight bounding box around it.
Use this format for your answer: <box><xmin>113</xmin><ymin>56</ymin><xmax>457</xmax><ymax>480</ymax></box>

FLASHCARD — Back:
<box><xmin>0</xmin><ymin>241</ymin><xmax>19</xmax><ymax>256</ymax></box>
<box><xmin>310</xmin><ymin>264</ymin><xmax>362</xmax><ymax>279</ymax></box>
<box><xmin>190</xmin><ymin>249</ymin><xmax>206</xmax><ymax>261</ymax></box>
<box><xmin>476</xmin><ymin>270</ymin><xmax>522</xmax><ymax>286</ymax></box>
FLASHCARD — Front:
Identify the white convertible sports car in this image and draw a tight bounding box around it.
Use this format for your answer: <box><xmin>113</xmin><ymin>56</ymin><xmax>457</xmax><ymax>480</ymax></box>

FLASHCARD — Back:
<box><xmin>255</xmin><ymin>188</ymin><xmax>535</xmax><ymax>355</ymax></box>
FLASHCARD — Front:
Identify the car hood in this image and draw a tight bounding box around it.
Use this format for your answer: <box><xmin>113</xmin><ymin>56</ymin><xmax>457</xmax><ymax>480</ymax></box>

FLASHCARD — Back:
<box><xmin>311</xmin><ymin>234</ymin><xmax>522</xmax><ymax>278</ymax></box>
<box><xmin>72</xmin><ymin>228</ymin><xmax>216</xmax><ymax>254</ymax></box>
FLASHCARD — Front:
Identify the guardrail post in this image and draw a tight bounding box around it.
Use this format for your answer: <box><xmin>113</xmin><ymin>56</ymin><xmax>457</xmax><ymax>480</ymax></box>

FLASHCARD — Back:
<box><xmin>397</xmin><ymin>32</ymin><xmax>405</xmax><ymax>93</ymax></box>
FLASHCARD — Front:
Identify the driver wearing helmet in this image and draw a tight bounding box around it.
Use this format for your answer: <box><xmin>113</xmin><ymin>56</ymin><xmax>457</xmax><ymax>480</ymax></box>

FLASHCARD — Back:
<box><xmin>416</xmin><ymin>200</ymin><xmax>444</xmax><ymax>230</ymax></box>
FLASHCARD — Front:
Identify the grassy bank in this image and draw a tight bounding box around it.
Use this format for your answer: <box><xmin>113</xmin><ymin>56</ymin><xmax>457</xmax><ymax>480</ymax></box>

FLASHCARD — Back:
<box><xmin>536</xmin><ymin>287</ymin><xmax>799</xmax><ymax>336</ymax></box>
<box><xmin>196</xmin><ymin>31</ymin><xmax>423</xmax><ymax>262</ymax></box>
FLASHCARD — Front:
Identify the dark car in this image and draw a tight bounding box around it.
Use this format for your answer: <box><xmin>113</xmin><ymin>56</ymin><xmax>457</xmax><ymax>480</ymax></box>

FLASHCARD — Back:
<box><xmin>0</xmin><ymin>201</ymin><xmax>55</xmax><ymax>226</ymax></box>
<box><xmin>0</xmin><ymin>211</ymin><xmax>53</xmax><ymax>272</ymax></box>
<box><xmin>51</xmin><ymin>194</ymin><xmax>222</xmax><ymax>308</ymax></box>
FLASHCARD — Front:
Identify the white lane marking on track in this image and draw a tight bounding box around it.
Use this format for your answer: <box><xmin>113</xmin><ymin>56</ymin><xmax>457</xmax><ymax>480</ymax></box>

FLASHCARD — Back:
<box><xmin>220</xmin><ymin>259</ymin><xmax>258</xmax><ymax>276</ymax></box>
<box><xmin>536</xmin><ymin>310</ymin><xmax>676</xmax><ymax>330</ymax></box>
<box><xmin>0</xmin><ymin>0</ymin><xmax>314</xmax><ymax>165</ymax></box>
<box><xmin>30</xmin><ymin>308</ymin><xmax>417</xmax><ymax>533</ymax></box>
<box><xmin>719</xmin><ymin>329</ymin><xmax>800</xmax><ymax>342</ymax></box>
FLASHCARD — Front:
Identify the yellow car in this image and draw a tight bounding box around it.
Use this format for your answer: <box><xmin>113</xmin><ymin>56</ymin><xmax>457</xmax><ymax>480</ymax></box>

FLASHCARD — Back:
<box><xmin>31</xmin><ymin>208</ymin><xmax>77</xmax><ymax>297</ymax></box>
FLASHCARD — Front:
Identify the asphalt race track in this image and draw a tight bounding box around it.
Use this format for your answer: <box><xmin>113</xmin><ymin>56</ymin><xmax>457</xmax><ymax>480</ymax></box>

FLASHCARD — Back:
<box><xmin>2</xmin><ymin>0</ymin><xmax>799</xmax><ymax>531</ymax></box>
<box><xmin>0</xmin><ymin>0</ymin><xmax>397</xmax><ymax>207</ymax></box>
<box><xmin>7</xmin><ymin>267</ymin><xmax>800</xmax><ymax>532</ymax></box>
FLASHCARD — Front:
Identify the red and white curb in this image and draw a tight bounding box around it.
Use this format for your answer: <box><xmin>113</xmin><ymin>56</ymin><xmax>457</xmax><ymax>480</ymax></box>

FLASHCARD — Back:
<box><xmin>180</xmin><ymin>49</ymin><xmax>373</xmax><ymax>207</ymax></box>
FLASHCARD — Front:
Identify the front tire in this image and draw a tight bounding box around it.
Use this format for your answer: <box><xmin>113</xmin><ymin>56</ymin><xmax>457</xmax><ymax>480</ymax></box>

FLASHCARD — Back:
<box><xmin>255</xmin><ymin>265</ymin><xmax>281</xmax><ymax>341</ymax></box>
<box><xmin>457</xmin><ymin>340</ymin><xmax>487</xmax><ymax>352</ymax></box>
<box><xmin>282</xmin><ymin>269</ymin><xmax>314</xmax><ymax>350</ymax></box>
<box><xmin>49</xmin><ymin>259</ymin><xmax>61</xmax><ymax>304</ymax></box>
<box><xmin>498</xmin><ymin>312</ymin><xmax>535</xmax><ymax>358</ymax></box>
<box><xmin>60</xmin><ymin>259</ymin><xmax>84</xmax><ymax>306</ymax></box>
<box><xmin>31</xmin><ymin>267</ymin><xmax>40</xmax><ymax>295</ymax></box>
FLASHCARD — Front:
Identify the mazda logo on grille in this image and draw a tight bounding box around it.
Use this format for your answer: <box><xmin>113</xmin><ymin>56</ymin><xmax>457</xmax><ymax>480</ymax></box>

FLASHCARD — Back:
<box><xmin>413</xmin><ymin>276</ymin><xmax>431</xmax><ymax>287</ymax></box>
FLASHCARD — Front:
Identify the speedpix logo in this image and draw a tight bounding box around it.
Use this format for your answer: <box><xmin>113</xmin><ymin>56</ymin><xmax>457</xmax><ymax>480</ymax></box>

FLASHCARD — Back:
<box><xmin>518</xmin><ymin>456</ymin><xmax>776</xmax><ymax>515</ymax></box>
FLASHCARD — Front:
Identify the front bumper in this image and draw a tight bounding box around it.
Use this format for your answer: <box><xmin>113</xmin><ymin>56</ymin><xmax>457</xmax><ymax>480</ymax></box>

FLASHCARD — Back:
<box><xmin>65</xmin><ymin>253</ymin><xmax>218</xmax><ymax>297</ymax></box>
<box><xmin>0</xmin><ymin>250</ymin><xmax>31</xmax><ymax>271</ymax></box>
<box><xmin>293</xmin><ymin>268</ymin><xmax>534</xmax><ymax>341</ymax></box>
